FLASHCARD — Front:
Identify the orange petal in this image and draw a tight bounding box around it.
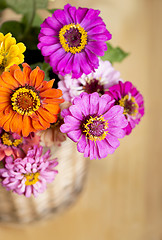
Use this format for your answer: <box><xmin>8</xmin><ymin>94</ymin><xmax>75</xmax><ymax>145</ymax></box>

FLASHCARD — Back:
<box><xmin>36</xmin><ymin>112</ymin><xmax>50</xmax><ymax>129</ymax></box>
<box><xmin>43</xmin><ymin>98</ymin><xmax>64</xmax><ymax>104</ymax></box>
<box><xmin>23</xmin><ymin>64</ymin><xmax>32</xmax><ymax>85</ymax></box>
<box><xmin>0</xmin><ymin>96</ymin><xmax>10</xmax><ymax>103</ymax></box>
<box><xmin>38</xmin><ymin>79</ymin><xmax>54</xmax><ymax>92</ymax></box>
<box><xmin>14</xmin><ymin>69</ymin><xmax>25</xmax><ymax>86</ymax></box>
<box><xmin>34</xmin><ymin>70</ymin><xmax>45</xmax><ymax>89</ymax></box>
<box><xmin>29</xmin><ymin>67</ymin><xmax>39</xmax><ymax>86</ymax></box>
<box><xmin>4</xmin><ymin>105</ymin><xmax>12</xmax><ymax>115</ymax></box>
<box><xmin>3</xmin><ymin>111</ymin><xmax>15</xmax><ymax>132</ymax></box>
<box><xmin>9</xmin><ymin>64</ymin><xmax>21</xmax><ymax>77</ymax></box>
<box><xmin>0</xmin><ymin>110</ymin><xmax>15</xmax><ymax>130</ymax></box>
<box><xmin>43</xmin><ymin>103</ymin><xmax>61</xmax><ymax>115</ymax></box>
<box><xmin>38</xmin><ymin>107</ymin><xmax>57</xmax><ymax>123</ymax></box>
<box><xmin>22</xmin><ymin>115</ymin><xmax>35</xmax><ymax>137</ymax></box>
<box><xmin>10</xmin><ymin>112</ymin><xmax>22</xmax><ymax>135</ymax></box>
<box><xmin>40</xmin><ymin>88</ymin><xmax>63</xmax><ymax>98</ymax></box>
<box><xmin>0</xmin><ymin>102</ymin><xmax>9</xmax><ymax>112</ymax></box>
<box><xmin>1</xmin><ymin>72</ymin><xmax>19</xmax><ymax>88</ymax></box>
<box><xmin>32</xmin><ymin>119</ymin><xmax>45</xmax><ymax>131</ymax></box>
<box><xmin>0</xmin><ymin>90</ymin><xmax>11</xmax><ymax>97</ymax></box>
<box><xmin>0</xmin><ymin>88</ymin><xmax>12</xmax><ymax>95</ymax></box>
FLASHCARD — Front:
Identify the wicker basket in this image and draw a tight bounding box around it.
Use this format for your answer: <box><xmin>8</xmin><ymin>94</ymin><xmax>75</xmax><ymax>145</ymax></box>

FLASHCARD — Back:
<box><xmin>0</xmin><ymin>139</ymin><xmax>88</xmax><ymax>224</ymax></box>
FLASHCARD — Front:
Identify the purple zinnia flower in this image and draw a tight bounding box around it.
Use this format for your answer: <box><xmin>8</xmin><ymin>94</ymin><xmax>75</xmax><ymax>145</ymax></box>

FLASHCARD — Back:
<box><xmin>60</xmin><ymin>92</ymin><xmax>127</xmax><ymax>160</ymax></box>
<box><xmin>38</xmin><ymin>4</ymin><xmax>112</xmax><ymax>78</ymax></box>
<box><xmin>58</xmin><ymin>58</ymin><xmax>122</xmax><ymax>102</ymax></box>
<box><xmin>0</xmin><ymin>145</ymin><xmax>58</xmax><ymax>197</ymax></box>
<box><xmin>108</xmin><ymin>81</ymin><xmax>144</xmax><ymax>135</ymax></box>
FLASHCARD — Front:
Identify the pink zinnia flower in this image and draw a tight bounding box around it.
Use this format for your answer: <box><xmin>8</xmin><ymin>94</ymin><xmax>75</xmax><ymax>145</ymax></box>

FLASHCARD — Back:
<box><xmin>60</xmin><ymin>92</ymin><xmax>128</xmax><ymax>160</ymax></box>
<box><xmin>0</xmin><ymin>128</ymin><xmax>40</xmax><ymax>161</ymax></box>
<box><xmin>58</xmin><ymin>58</ymin><xmax>122</xmax><ymax>102</ymax></box>
<box><xmin>38</xmin><ymin>4</ymin><xmax>112</xmax><ymax>78</ymax></box>
<box><xmin>108</xmin><ymin>81</ymin><xmax>144</xmax><ymax>135</ymax></box>
<box><xmin>0</xmin><ymin>146</ymin><xmax>58</xmax><ymax>197</ymax></box>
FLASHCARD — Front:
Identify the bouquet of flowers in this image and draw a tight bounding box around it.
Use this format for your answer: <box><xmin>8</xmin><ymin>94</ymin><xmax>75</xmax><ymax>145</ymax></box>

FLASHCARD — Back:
<box><xmin>0</xmin><ymin>1</ymin><xmax>144</xmax><ymax>201</ymax></box>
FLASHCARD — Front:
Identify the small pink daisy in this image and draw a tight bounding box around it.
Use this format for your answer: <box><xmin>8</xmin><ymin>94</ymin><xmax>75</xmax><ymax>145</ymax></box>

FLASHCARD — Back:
<box><xmin>0</xmin><ymin>145</ymin><xmax>58</xmax><ymax>197</ymax></box>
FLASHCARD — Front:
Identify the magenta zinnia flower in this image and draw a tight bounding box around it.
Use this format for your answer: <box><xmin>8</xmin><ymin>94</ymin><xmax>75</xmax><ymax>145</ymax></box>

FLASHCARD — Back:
<box><xmin>60</xmin><ymin>92</ymin><xmax>127</xmax><ymax>160</ymax></box>
<box><xmin>38</xmin><ymin>4</ymin><xmax>112</xmax><ymax>78</ymax></box>
<box><xmin>0</xmin><ymin>128</ymin><xmax>40</xmax><ymax>161</ymax></box>
<box><xmin>58</xmin><ymin>58</ymin><xmax>122</xmax><ymax>102</ymax></box>
<box><xmin>0</xmin><ymin>146</ymin><xmax>58</xmax><ymax>197</ymax></box>
<box><xmin>108</xmin><ymin>81</ymin><xmax>144</xmax><ymax>135</ymax></box>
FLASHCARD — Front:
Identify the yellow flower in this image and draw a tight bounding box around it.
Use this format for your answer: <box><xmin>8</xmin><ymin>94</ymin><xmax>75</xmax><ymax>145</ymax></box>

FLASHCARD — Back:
<box><xmin>0</xmin><ymin>32</ymin><xmax>26</xmax><ymax>75</ymax></box>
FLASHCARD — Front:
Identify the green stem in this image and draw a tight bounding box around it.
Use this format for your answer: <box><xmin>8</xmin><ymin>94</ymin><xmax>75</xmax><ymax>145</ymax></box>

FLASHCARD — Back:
<box><xmin>22</xmin><ymin>0</ymin><xmax>36</xmax><ymax>40</ymax></box>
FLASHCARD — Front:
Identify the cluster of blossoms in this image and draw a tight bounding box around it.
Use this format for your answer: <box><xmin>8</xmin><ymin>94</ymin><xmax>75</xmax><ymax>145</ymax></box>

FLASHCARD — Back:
<box><xmin>0</xmin><ymin>4</ymin><xmax>144</xmax><ymax>197</ymax></box>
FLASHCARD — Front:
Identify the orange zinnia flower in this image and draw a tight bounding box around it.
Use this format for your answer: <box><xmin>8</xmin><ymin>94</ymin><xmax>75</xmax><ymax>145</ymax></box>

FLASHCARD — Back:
<box><xmin>0</xmin><ymin>63</ymin><xmax>64</xmax><ymax>137</ymax></box>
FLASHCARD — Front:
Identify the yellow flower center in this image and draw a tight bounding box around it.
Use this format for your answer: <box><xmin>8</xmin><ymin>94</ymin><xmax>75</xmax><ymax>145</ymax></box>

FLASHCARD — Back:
<box><xmin>24</xmin><ymin>172</ymin><xmax>40</xmax><ymax>186</ymax></box>
<box><xmin>1</xmin><ymin>132</ymin><xmax>23</xmax><ymax>147</ymax></box>
<box><xmin>119</xmin><ymin>95</ymin><xmax>138</xmax><ymax>116</ymax></box>
<box><xmin>11</xmin><ymin>86</ymin><xmax>41</xmax><ymax>116</ymax></box>
<box><xmin>59</xmin><ymin>23</ymin><xmax>87</xmax><ymax>54</ymax></box>
<box><xmin>83</xmin><ymin>115</ymin><xmax>108</xmax><ymax>141</ymax></box>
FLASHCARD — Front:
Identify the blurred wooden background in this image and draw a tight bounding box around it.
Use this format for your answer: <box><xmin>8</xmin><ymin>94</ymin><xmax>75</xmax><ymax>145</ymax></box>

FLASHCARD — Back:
<box><xmin>0</xmin><ymin>0</ymin><xmax>162</xmax><ymax>239</ymax></box>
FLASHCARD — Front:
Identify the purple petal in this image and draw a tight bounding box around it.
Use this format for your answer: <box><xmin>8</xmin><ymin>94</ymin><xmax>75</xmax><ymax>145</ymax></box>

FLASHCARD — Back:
<box><xmin>72</xmin><ymin>54</ymin><xmax>81</xmax><ymax>78</ymax></box>
<box><xmin>103</xmin><ymin>105</ymin><xmax>124</xmax><ymax>120</ymax></box>
<box><xmin>77</xmin><ymin>134</ymin><xmax>87</xmax><ymax>153</ymax></box>
<box><xmin>96</xmin><ymin>139</ymin><xmax>115</xmax><ymax>156</ymax></box>
<box><xmin>84</xmin><ymin>140</ymin><xmax>90</xmax><ymax>158</ymax></box>
<box><xmin>106</xmin><ymin>134</ymin><xmax>120</xmax><ymax>149</ymax></box>
<box><xmin>86</xmin><ymin>41</ymin><xmax>107</xmax><ymax>56</ymax></box>
<box><xmin>39</xmin><ymin>36</ymin><xmax>59</xmax><ymax>45</ymax></box>
<box><xmin>46</xmin><ymin>16</ymin><xmax>62</xmax><ymax>31</ymax></box>
<box><xmin>96</xmin><ymin>139</ymin><xmax>109</xmax><ymax>158</ymax></box>
<box><xmin>42</xmin><ymin>44</ymin><xmax>61</xmax><ymax>56</ymax></box>
<box><xmin>54</xmin><ymin>9</ymin><xmax>69</xmax><ymax>25</ymax></box>
<box><xmin>108</xmin><ymin>127</ymin><xmax>126</xmax><ymax>138</ymax></box>
<box><xmin>57</xmin><ymin>52</ymin><xmax>72</xmax><ymax>73</ymax></box>
<box><xmin>69</xmin><ymin>105</ymin><xmax>83</xmax><ymax>120</ymax></box>
<box><xmin>67</xmin><ymin>129</ymin><xmax>82</xmax><ymax>142</ymax></box>
<box><xmin>76</xmin><ymin>7</ymin><xmax>88</xmax><ymax>24</ymax></box>
<box><xmin>25</xmin><ymin>185</ymin><xmax>32</xmax><ymax>198</ymax></box>
<box><xmin>40</xmin><ymin>27</ymin><xmax>56</xmax><ymax>36</ymax></box>
<box><xmin>89</xmin><ymin>92</ymin><xmax>99</xmax><ymax>115</ymax></box>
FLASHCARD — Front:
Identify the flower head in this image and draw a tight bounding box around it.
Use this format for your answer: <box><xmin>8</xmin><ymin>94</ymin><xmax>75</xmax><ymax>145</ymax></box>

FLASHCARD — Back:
<box><xmin>0</xmin><ymin>145</ymin><xmax>58</xmax><ymax>197</ymax></box>
<box><xmin>38</xmin><ymin>4</ymin><xmax>112</xmax><ymax>78</ymax></box>
<box><xmin>0</xmin><ymin>32</ymin><xmax>26</xmax><ymax>75</ymax></box>
<box><xmin>58</xmin><ymin>58</ymin><xmax>122</xmax><ymax>102</ymax></box>
<box><xmin>0</xmin><ymin>63</ymin><xmax>64</xmax><ymax>137</ymax></box>
<box><xmin>108</xmin><ymin>81</ymin><xmax>144</xmax><ymax>135</ymax></box>
<box><xmin>60</xmin><ymin>92</ymin><xmax>128</xmax><ymax>160</ymax></box>
<box><xmin>0</xmin><ymin>127</ymin><xmax>40</xmax><ymax>161</ymax></box>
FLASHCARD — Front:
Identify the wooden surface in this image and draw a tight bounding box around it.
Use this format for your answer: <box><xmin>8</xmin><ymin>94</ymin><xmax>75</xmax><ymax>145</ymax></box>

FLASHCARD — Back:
<box><xmin>0</xmin><ymin>0</ymin><xmax>162</xmax><ymax>239</ymax></box>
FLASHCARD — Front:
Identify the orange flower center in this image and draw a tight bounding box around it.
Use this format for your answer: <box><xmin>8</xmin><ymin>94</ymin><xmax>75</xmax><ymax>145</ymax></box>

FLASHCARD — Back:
<box><xmin>11</xmin><ymin>86</ymin><xmax>41</xmax><ymax>116</ymax></box>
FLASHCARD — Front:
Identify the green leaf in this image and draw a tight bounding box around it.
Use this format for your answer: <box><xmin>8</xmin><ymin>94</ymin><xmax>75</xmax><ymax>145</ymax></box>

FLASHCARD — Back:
<box><xmin>101</xmin><ymin>42</ymin><xmax>129</xmax><ymax>64</ymax></box>
<box><xmin>22</xmin><ymin>12</ymin><xmax>42</xmax><ymax>27</ymax></box>
<box><xmin>47</xmin><ymin>8</ymin><xmax>59</xmax><ymax>14</ymax></box>
<box><xmin>0</xmin><ymin>21</ymin><xmax>24</xmax><ymax>41</ymax></box>
<box><xmin>6</xmin><ymin>0</ymin><xmax>34</xmax><ymax>14</ymax></box>
<box><xmin>5</xmin><ymin>0</ymin><xmax>48</xmax><ymax>14</ymax></box>
<box><xmin>0</xmin><ymin>0</ymin><xmax>7</xmax><ymax>10</ymax></box>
